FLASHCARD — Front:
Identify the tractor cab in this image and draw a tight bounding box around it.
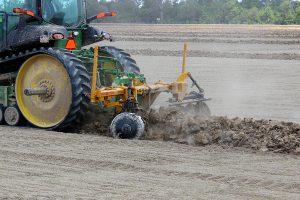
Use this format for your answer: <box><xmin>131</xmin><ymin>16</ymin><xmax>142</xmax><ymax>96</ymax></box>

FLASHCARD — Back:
<box><xmin>0</xmin><ymin>0</ymin><xmax>37</xmax><ymax>43</ymax></box>
<box><xmin>42</xmin><ymin>0</ymin><xmax>86</xmax><ymax>27</ymax></box>
<box><xmin>0</xmin><ymin>0</ymin><xmax>86</xmax><ymax>27</ymax></box>
<box><xmin>0</xmin><ymin>0</ymin><xmax>37</xmax><ymax>13</ymax></box>
<box><xmin>0</xmin><ymin>0</ymin><xmax>33</xmax><ymax>49</ymax></box>
<box><xmin>0</xmin><ymin>0</ymin><xmax>112</xmax><ymax>52</ymax></box>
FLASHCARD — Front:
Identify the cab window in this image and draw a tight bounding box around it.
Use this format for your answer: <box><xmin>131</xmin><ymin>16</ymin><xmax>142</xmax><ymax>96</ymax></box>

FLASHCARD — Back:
<box><xmin>0</xmin><ymin>0</ymin><xmax>37</xmax><ymax>13</ymax></box>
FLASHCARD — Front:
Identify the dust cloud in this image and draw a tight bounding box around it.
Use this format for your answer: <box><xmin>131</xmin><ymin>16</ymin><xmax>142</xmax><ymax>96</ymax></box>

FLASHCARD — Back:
<box><xmin>146</xmin><ymin>107</ymin><xmax>300</xmax><ymax>154</ymax></box>
<box><xmin>72</xmin><ymin>107</ymin><xmax>300</xmax><ymax>155</ymax></box>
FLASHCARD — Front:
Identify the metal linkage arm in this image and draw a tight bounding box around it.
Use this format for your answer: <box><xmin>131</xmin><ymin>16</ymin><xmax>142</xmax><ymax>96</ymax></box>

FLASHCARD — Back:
<box><xmin>188</xmin><ymin>73</ymin><xmax>204</xmax><ymax>93</ymax></box>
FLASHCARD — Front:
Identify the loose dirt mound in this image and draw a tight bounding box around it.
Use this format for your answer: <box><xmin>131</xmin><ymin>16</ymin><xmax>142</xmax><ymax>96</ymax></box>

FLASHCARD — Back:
<box><xmin>146</xmin><ymin>107</ymin><xmax>300</xmax><ymax>154</ymax></box>
<box><xmin>72</xmin><ymin>108</ymin><xmax>300</xmax><ymax>154</ymax></box>
<box><xmin>69</xmin><ymin>110</ymin><xmax>113</xmax><ymax>137</ymax></box>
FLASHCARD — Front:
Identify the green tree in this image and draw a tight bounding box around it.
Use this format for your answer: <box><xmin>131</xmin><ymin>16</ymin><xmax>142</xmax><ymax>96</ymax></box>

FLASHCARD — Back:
<box><xmin>161</xmin><ymin>0</ymin><xmax>177</xmax><ymax>23</ymax></box>
<box><xmin>140</xmin><ymin>0</ymin><xmax>163</xmax><ymax>23</ymax></box>
<box><xmin>295</xmin><ymin>4</ymin><xmax>300</xmax><ymax>24</ymax></box>
<box><xmin>241</xmin><ymin>0</ymin><xmax>263</xmax><ymax>9</ymax></box>
<box><xmin>113</xmin><ymin>0</ymin><xmax>140</xmax><ymax>23</ymax></box>
<box><xmin>176</xmin><ymin>0</ymin><xmax>203</xmax><ymax>23</ymax></box>
<box><xmin>82</xmin><ymin>0</ymin><xmax>300</xmax><ymax>25</ymax></box>
<box><xmin>259</xmin><ymin>6</ymin><xmax>276</xmax><ymax>23</ymax></box>
<box><xmin>218</xmin><ymin>0</ymin><xmax>243</xmax><ymax>23</ymax></box>
<box><xmin>245</xmin><ymin>7</ymin><xmax>261</xmax><ymax>24</ymax></box>
<box><xmin>279</xmin><ymin>0</ymin><xmax>295</xmax><ymax>24</ymax></box>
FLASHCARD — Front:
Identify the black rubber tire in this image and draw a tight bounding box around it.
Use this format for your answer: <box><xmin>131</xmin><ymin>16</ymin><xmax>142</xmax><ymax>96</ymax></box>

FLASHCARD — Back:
<box><xmin>110</xmin><ymin>112</ymin><xmax>145</xmax><ymax>139</ymax></box>
<box><xmin>100</xmin><ymin>46</ymin><xmax>141</xmax><ymax>74</ymax></box>
<box><xmin>22</xmin><ymin>48</ymin><xmax>91</xmax><ymax>130</ymax></box>
<box><xmin>0</xmin><ymin>47</ymin><xmax>90</xmax><ymax>130</ymax></box>
<box><xmin>0</xmin><ymin>104</ymin><xmax>4</xmax><ymax>124</ymax></box>
<box><xmin>47</xmin><ymin>48</ymin><xmax>91</xmax><ymax>129</ymax></box>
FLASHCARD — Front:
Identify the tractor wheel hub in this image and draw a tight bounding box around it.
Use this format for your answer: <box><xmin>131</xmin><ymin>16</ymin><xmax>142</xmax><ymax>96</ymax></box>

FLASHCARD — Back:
<box><xmin>38</xmin><ymin>80</ymin><xmax>55</xmax><ymax>102</ymax></box>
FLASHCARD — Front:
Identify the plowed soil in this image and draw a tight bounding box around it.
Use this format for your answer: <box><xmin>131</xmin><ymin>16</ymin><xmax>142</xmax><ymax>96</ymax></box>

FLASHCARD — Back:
<box><xmin>1</xmin><ymin>127</ymin><xmax>300</xmax><ymax>199</ymax></box>
<box><xmin>99</xmin><ymin>24</ymin><xmax>300</xmax><ymax>122</ymax></box>
<box><xmin>1</xmin><ymin>24</ymin><xmax>300</xmax><ymax>199</ymax></box>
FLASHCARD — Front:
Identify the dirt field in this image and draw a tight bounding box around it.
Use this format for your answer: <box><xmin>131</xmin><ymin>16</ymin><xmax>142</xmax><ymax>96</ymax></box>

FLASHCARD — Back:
<box><xmin>1</xmin><ymin>127</ymin><xmax>300</xmax><ymax>199</ymax></box>
<box><xmin>99</xmin><ymin>24</ymin><xmax>300</xmax><ymax>122</ymax></box>
<box><xmin>1</xmin><ymin>24</ymin><xmax>300</xmax><ymax>199</ymax></box>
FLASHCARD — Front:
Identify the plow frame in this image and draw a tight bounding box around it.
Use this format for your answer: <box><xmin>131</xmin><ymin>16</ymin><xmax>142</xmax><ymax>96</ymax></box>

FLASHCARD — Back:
<box><xmin>89</xmin><ymin>44</ymin><xmax>208</xmax><ymax>113</ymax></box>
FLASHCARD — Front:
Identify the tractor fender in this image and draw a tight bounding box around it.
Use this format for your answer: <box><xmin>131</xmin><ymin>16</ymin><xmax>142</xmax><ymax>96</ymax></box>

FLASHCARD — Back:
<box><xmin>6</xmin><ymin>25</ymin><xmax>68</xmax><ymax>50</ymax></box>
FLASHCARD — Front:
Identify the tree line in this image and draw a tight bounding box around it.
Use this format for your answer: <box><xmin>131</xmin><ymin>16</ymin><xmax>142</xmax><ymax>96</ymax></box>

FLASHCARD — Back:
<box><xmin>86</xmin><ymin>0</ymin><xmax>300</xmax><ymax>24</ymax></box>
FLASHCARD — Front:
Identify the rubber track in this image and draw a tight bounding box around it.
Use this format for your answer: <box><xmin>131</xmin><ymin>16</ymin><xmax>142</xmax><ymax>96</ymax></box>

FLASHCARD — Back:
<box><xmin>100</xmin><ymin>46</ymin><xmax>141</xmax><ymax>74</ymax></box>
<box><xmin>0</xmin><ymin>47</ymin><xmax>91</xmax><ymax>130</ymax></box>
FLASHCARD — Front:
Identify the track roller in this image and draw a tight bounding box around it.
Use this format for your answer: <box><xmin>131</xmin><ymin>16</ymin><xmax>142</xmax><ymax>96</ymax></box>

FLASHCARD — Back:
<box><xmin>0</xmin><ymin>105</ymin><xmax>4</xmax><ymax>124</ymax></box>
<box><xmin>4</xmin><ymin>106</ymin><xmax>22</xmax><ymax>126</ymax></box>
<box><xmin>110</xmin><ymin>112</ymin><xmax>145</xmax><ymax>139</ymax></box>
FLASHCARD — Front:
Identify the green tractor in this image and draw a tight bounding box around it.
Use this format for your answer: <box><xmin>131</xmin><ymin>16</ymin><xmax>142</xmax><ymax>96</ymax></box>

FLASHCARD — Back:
<box><xmin>0</xmin><ymin>0</ymin><xmax>210</xmax><ymax>138</ymax></box>
<box><xmin>0</xmin><ymin>0</ymin><xmax>144</xmax><ymax>128</ymax></box>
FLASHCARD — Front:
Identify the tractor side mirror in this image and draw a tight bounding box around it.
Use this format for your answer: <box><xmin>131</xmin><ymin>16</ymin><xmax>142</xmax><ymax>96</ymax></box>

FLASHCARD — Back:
<box><xmin>87</xmin><ymin>11</ymin><xmax>117</xmax><ymax>23</ymax></box>
<box><xmin>13</xmin><ymin>8</ymin><xmax>42</xmax><ymax>22</ymax></box>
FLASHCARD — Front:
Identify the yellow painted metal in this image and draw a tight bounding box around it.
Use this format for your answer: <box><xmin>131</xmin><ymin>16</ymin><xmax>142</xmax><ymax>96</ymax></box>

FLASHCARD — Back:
<box><xmin>95</xmin><ymin>87</ymin><xmax>125</xmax><ymax>98</ymax></box>
<box><xmin>92</xmin><ymin>43</ymin><xmax>192</xmax><ymax>110</ymax></box>
<box><xmin>182</xmin><ymin>43</ymin><xmax>187</xmax><ymax>73</ymax></box>
<box><xmin>91</xmin><ymin>46</ymin><xmax>99</xmax><ymax>103</ymax></box>
<box><xmin>15</xmin><ymin>54</ymin><xmax>72</xmax><ymax>128</ymax></box>
<box><xmin>176</xmin><ymin>72</ymin><xmax>189</xmax><ymax>83</ymax></box>
<box><xmin>176</xmin><ymin>44</ymin><xmax>189</xmax><ymax>92</ymax></box>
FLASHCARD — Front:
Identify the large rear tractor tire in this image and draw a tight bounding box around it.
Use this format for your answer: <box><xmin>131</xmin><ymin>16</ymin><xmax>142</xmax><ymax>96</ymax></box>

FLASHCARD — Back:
<box><xmin>101</xmin><ymin>46</ymin><xmax>141</xmax><ymax>74</ymax></box>
<box><xmin>15</xmin><ymin>48</ymin><xmax>91</xmax><ymax>129</ymax></box>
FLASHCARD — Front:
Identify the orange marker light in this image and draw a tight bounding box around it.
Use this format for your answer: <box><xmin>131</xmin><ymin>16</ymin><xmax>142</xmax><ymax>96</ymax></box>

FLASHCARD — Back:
<box><xmin>65</xmin><ymin>33</ymin><xmax>77</xmax><ymax>50</ymax></box>
<box><xmin>111</xmin><ymin>11</ymin><xmax>118</xmax><ymax>17</ymax></box>
<box><xmin>96</xmin><ymin>12</ymin><xmax>118</xmax><ymax>19</ymax></box>
<box><xmin>13</xmin><ymin>8</ymin><xmax>35</xmax><ymax>17</ymax></box>
<box><xmin>13</xmin><ymin>8</ymin><xmax>21</xmax><ymax>13</ymax></box>
<box><xmin>26</xmin><ymin>10</ymin><xmax>35</xmax><ymax>17</ymax></box>
<box><xmin>66</xmin><ymin>39</ymin><xmax>76</xmax><ymax>50</ymax></box>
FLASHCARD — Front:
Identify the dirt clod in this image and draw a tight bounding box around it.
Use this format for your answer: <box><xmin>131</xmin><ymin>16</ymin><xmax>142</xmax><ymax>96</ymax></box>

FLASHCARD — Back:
<box><xmin>74</xmin><ymin>107</ymin><xmax>300</xmax><ymax>155</ymax></box>
<box><xmin>145</xmin><ymin>108</ymin><xmax>300</xmax><ymax>154</ymax></box>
